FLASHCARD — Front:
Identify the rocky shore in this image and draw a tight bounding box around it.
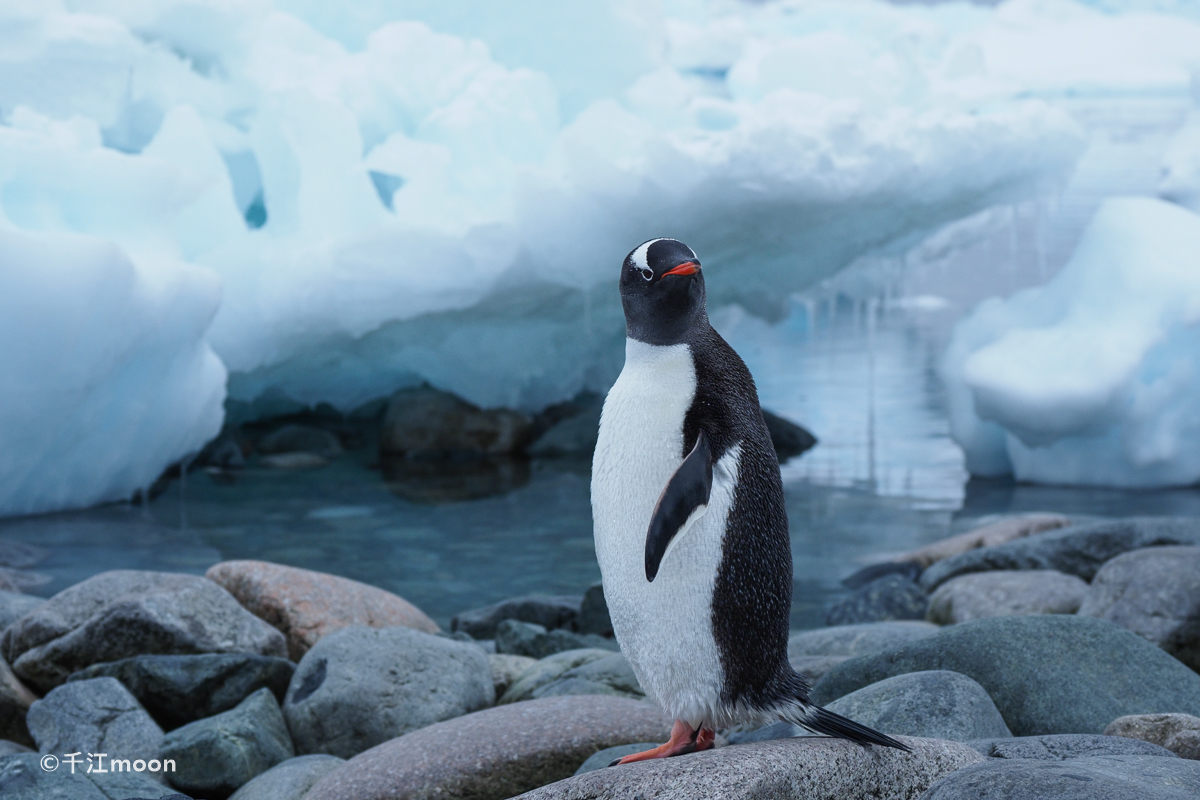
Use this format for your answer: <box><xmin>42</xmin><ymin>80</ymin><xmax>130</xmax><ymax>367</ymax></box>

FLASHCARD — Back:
<box><xmin>0</xmin><ymin>514</ymin><xmax>1199</xmax><ymax>799</ymax></box>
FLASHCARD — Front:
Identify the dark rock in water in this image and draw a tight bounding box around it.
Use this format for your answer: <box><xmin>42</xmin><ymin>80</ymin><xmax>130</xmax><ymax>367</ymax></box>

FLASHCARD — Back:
<box><xmin>528</xmin><ymin>399</ymin><xmax>603</xmax><ymax>458</ymax></box>
<box><xmin>2</xmin><ymin>570</ymin><xmax>287</xmax><ymax>692</ymax></box>
<box><xmin>494</xmin><ymin>620</ymin><xmax>619</xmax><ymax>659</ymax></box>
<box><xmin>812</xmin><ymin>615</ymin><xmax>1200</xmax><ymax>736</ymax></box>
<box><xmin>161</xmin><ymin>688</ymin><xmax>294</xmax><ymax>800</ymax></box>
<box><xmin>823</xmin><ymin>575</ymin><xmax>928</xmax><ymax>626</ymax></box>
<box><xmin>228</xmin><ymin>754</ymin><xmax>344</xmax><ymax>800</ymax></box>
<box><xmin>452</xmin><ymin>594</ymin><xmax>582</xmax><ymax>639</ymax></box>
<box><xmin>0</xmin><ymin>590</ymin><xmax>44</xmax><ymax>631</ymax></box>
<box><xmin>0</xmin><ymin>540</ymin><xmax>48</xmax><ymax>570</ymax></box>
<box><xmin>381</xmin><ymin>455</ymin><xmax>531</xmax><ymax>503</ymax></box>
<box><xmin>577</xmin><ymin>583</ymin><xmax>612</xmax><ymax>637</ymax></box>
<box><xmin>920</xmin><ymin>755</ymin><xmax>1200</xmax><ymax>800</ymax></box>
<box><xmin>27</xmin><ymin>677</ymin><xmax>164</xmax><ymax>764</ymax></box>
<box><xmin>283</xmin><ymin>626</ymin><xmax>493</xmax><ymax>759</ymax></box>
<box><xmin>197</xmin><ymin>432</ymin><xmax>246</xmax><ymax>470</ymax></box>
<box><xmin>761</xmin><ymin>409</ymin><xmax>817</xmax><ymax>463</ymax></box>
<box><xmin>0</xmin><ymin>752</ymin><xmax>179</xmax><ymax>800</ymax></box>
<box><xmin>0</xmin><ymin>656</ymin><xmax>36</xmax><ymax>746</ymax></box>
<box><xmin>1106</xmin><ymin>713</ymin><xmax>1200</xmax><ymax>761</ymax></box>
<box><xmin>1077</xmin><ymin>546</ymin><xmax>1200</xmax><ymax>671</ymax></box>
<box><xmin>920</xmin><ymin>517</ymin><xmax>1200</xmax><ymax>591</ymax></box>
<box><xmin>257</xmin><ymin>425</ymin><xmax>342</xmax><ymax>459</ymax></box>
<box><xmin>68</xmin><ymin>653</ymin><xmax>295</xmax><ymax>731</ymax></box>
<box><xmin>574</xmin><ymin>742</ymin><xmax>663</xmax><ymax>775</ymax></box>
<box><xmin>379</xmin><ymin>385</ymin><xmax>533</xmax><ymax>459</ymax></box>
<box><xmin>841</xmin><ymin>561</ymin><xmax>923</xmax><ymax>590</ymax></box>
<box><xmin>967</xmin><ymin>734</ymin><xmax>1178</xmax><ymax>760</ymax></box>
<box><xmin>825</xmin><ymin>670</ymin><xmax>1011</xmax><ymax>741</ymax></box>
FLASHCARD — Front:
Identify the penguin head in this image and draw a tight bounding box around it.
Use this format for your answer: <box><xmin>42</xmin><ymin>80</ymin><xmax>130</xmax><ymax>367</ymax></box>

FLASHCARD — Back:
<box><xmin>619</xmin><ymin>238</ymin><xmax>707</xmax><ymax>346</ymax></box>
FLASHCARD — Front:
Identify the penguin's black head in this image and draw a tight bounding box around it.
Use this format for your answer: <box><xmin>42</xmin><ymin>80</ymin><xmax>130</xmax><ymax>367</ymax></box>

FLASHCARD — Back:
<box><xmin>619</xmin><ymin>238</ymin><xmax>707</xmax><ymax>346</ymax></box>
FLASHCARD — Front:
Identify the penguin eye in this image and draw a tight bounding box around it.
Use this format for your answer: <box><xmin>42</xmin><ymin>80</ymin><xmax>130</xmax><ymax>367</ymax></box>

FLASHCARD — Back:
<box><xmin>639</xmin><ymin>268</ymin><xmax>653</xmax><ymax>281</ymax></box>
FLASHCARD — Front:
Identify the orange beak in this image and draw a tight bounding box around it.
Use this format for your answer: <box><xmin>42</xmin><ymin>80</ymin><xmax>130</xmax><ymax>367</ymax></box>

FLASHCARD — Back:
<box><xmin>662</xmin><ymin>261</ymin><xmax>699</xmax><ymax>277</ymax></box>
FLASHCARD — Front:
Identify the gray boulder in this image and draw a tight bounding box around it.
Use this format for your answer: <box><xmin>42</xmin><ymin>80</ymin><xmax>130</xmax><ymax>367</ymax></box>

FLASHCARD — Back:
<box><xmin>161</xmin><ymin>688</ymin><xmax>294</xmax><ymax>799</ymax></box>
<box><xmin>823</xmin><ymin>575</ymin><xmax>928</xmax><ymax>626</ymax></box>
<box><xmin>488</xmin><ymin>654</ymin><xmax>537</xmax><ymax>698</ymax></box>
<box><xmin>968</xmin><ymin>733</ymin><xmax>1179</xmax><ymax>760</ymax></box>
<box><xmin>1106</xmin><ymin>713</ymin><xmax>1200</xmax><ymax>760</ymax></box>
<box><xmin>451</xmin><ymin>595</ymin><xmax>581</xmax><ymax>639</ymax></box>
<box><xmin>283</xmin><ymin>626</ymin><xmax>494</xmax><ymax>759</ymax></box>
<box><xmin>0</xmin><ymin>656</ymin><xmax>36</xmax><ymax>746</ymax></box>
<box><xmin>1</xmin><ymin>571</ymin><xmax>286</xmax><ymax>692</ymax></box>
<box><xmin>256</xmin><ymin>425</ymin><xmax>342</xmax><ymax>458</ymax></box>
<box><xmin>927</xmin><ymin>569</ymin><xmax>1088</xmax><ymax>624</ymax></box>
<box><xmin>0</xmin><ymin>590</ymin><xmax>43</xmax><ymax>631</ymax></box>
<box><xmin>812</xmin><ymin>615</ymin><xmax>1200</xmax><ymax>736</ymax></box>
<box><xmin>523</xmin><ymin>653</ymin><xmax>643</xmax><ymax>702</ymax></box>
<box><xmin>788</xmin><ymin>621</ymin><xmax>940</xmax><ymax>660</ymax></box>
<box><xmin>825</xmin><ymin>670</ymin><xmax>1011</xmax><ymax>741</ymax></box>
<box><xmin>228</xmin><ymin>754</ymin><xmax>344</xmax><ymax>800</ymax></box>
<box><xmin>920</xmin><ymin>517</ymin><xmax>1200</xmax><ymax>591</ymax></box>
<box><xmin>379</xmin><ymin>385</ymin><xmax>533</xmax><ymax>458</ymax></box>
<box><xmin>0</xmin><ymin>739</ymin><xmax>31</xmax><ymax>756</ymax></box>
<box><xmin>577</xmin><ymin>583</ymin><xmax>612</xmax><ymax>637</ymax></box>
<box><xmin>0</xmin><ymin>752</ymin><xmax>178</xmax><ymax>800</ymax></box>
<box><xmin>27</xmin><ymin>678</ymin><xmax>163</xmax><ymax>764</ymax></box>
<box><xmin>1077</xmin><ymin>546</ymin><xmax>1200</xmax><ymax>670</ymax></box>
<box><xmin>789</xmin><ymin>655</ymin><xmax>850</xmax><ymax>683</ymax></box>
<box><xmin>920</xmin><ymin>755</ymin><xmax>1200</xmax><ymax>800</ymax></box>
<box><xmin>68</xmin><ymin>653</ymin><xmax>295</xmax><ymax>731</ymax></box>
<box><xmin>499</xmin><ymin>649</ymin><xmax>615</xmax><ymax>704</ymax></box>
<box><xmin>495</xmin><ymin>620</ymin><xmax>618</xmax><ymax>659</ymax></box>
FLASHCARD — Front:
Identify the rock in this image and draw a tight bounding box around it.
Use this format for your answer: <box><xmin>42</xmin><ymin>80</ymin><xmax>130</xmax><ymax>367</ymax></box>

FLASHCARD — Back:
<box><xmin>574</xmin><ymin>743</ymin><xmax>663</xmax><ymax>775</ymax></box>
<box><xmin>198</xmin><ymin>431</ymin><xmax>246</xmax><ymax>470</ymax></box>
<box><xmin>256</xmin><ymin>425</ymin><xmax>342</xmax><ymax>459</ymax></box>
<box><xmin>788</xmin><ymin>621</ymin><xmax>940</xmax><ymax>660</ymax></box>
<box><xmin>0</xmin><ymin>568</ymin><xmax>50</xmax><ymax>594</ymax></box>
<box><xmin>0</xmin><ymin>739</ymin><xmax>31</xmax><ymax>755</ymax></box>
<box><xmin>1106</xmin><ymin>713</ymin><xmax>1200</xmax><ymax>760</ymax></box>
<box><xmin>577</xmin><ymin>583</ymin><xmax>612</xmax><ymax>637</ymax></box>
<box><xmin>517</xmin><ymin>735</ymin><xmax>983</xmax><ymax>800</ymax></box>
<box><xmin>303</xmin><ymin>695</ymin><xmax>671</xmax><ymax>800</ymax></box>
<box><xmin>489</xmin><ymin>654</ymin><xmax>537</xmax><ymax>698</ymax></box>
<box><xmin>228</xmin><ymin>754</ymin><xmax>344</xmax><ymax>800</ymax></box>
<box><xmin>499</xmin><ymin>649</ymin><xmax>615</xmax><ymax>704</ymax></box>
<box><xmin>161</xmin><ymin>688</ymin><xmax>294</xmax><ymax>800</ymax></box>
<box><xmin>823</xmin><ymin>575</ymin><xmax>928</xmax><ymax>626</ymax></box>
<box><xmin>2</xmin><ymin>571</ymin><xmax>287</xmax><ymax>692</ymax></box>
<box><xmin>841</xmin><ymin>561</ymin><xmax>923</xmax><ymax>591</ymax></box>
<box><xmin>27</xmin><ymin>678</ymin><xmax>163</xmax><ymax>763</ymax></box>
<box><xmin>825</xmin><ymin>670</ymin><xmax>1011</xmax><ymax>741</ymax></box>
<box><xmin>895</xmin><ymin>513</ymin><xmax>1070</xmax><ymax>568</ymax></box>
<box><xmin>0</xmin><ymin>540</ymin><xmax>49</xmax><ymax>570</ymax></box>
<box><xmin>761</xmin><ymin>410</ymin><xmax>818</xmax><ymax>463</ymax></box>
<box><xmin>0</xmin><ymin>590</ymin><xmax>44</xmax><ymax>631</ymax></box>
<box><xmin>725</xmin><ymin>721</ymin><xmax>804</xmax><ymax>744</ymax></box>
<box><xmin>1077</xmin><ymin>546</ymin><xmax>1200</xmax><ymax>670</ymax></box>
<box><xmin>67</xmin><ymin>653</ymin><xmax>295</xmax><ymax>731</ymax></box>
<box><xmin>258</xmin><ymin>452</ymin><xmax>329</xmax><ymax>470</ymax></box>
<box><xmin>920</xmin><ymin>754</ymin><xmax>1200</xmax><ymax>799</ymax></box>
<box><xmin>969</xmin><ymin>733</ymin><xmax>1179</xmax><ymax>760</ymax></box>
<box><xmin>205</xmin><ymin>560</ymin><xmax>439</xmax><ymax>660</ymax></box>
<box><xmin>525</xmin><ymin>653</ymin><xmax>643</xmax><ymax>702</ymax></box>
<box><xmin>789</xmin><ymin>655</ymin><xmax>850</xmax><ymax>683</ymax></box>
<box><xmin>495</xmin><ymin>620</ymin><xmax>618</xmax><ymax>659</ymax></box>
<box><xmin>451</xmin><ymin>595</ymin><xmax>581</xmax><ymax>639</ymax></box>
<box><xmin>379</xmin><ymin>385</ymin><xmax>533</xmax><ymax>458</ymax></box>
<box><xmin>528</xmin><ymin>406</ymin><xmax>602</xmax><ymax>458</ymax></box>
<box><xmin>0</xmin><ymin>656</ymin><xmax>36</xmax><ymax>746</ymax></box>
<box><xmin>920</xmin><ymin>516</ymin><xmax>1200</xmax><ymax>592</ymax></box>
<box><xmin>0</xmin><ymin>752</ymin><xmax>179</xmax><ymax>800</ymax></box>
<box><xmin>812</xmin><ymin>615</ymin><xmax>1200</xmax><ymax>736</ymax></box>
<box><xmin>926</xmin><ymin>570</ymin><xmax>1088</xmax><ymax>625</ymax></box>
<box><xmin>283</xmin><ymin>626</ymin><xmax>494</xmax><ymax>759</ymax></box>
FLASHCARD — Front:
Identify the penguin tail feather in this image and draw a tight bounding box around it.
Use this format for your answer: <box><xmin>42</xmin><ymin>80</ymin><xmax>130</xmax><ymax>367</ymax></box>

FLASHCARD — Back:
<box><xmin>797</xmin><ymin>705</ymin><xmax>912</xmax><ymax>752</ymax></box>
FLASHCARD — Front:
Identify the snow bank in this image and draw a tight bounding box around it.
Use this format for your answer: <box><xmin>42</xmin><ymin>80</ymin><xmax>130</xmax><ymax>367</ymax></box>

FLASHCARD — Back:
<box><xmin>943</xmin><ymin>197</ymin><xmax>1200</xmax><ymax>488</ymax></box>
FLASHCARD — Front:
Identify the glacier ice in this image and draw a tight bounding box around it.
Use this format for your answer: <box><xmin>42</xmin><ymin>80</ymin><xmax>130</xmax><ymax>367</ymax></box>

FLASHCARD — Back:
<box><xmin>943</xmin><ymin>197</ymin><xmax>1200</xmax><ymax>488</ymax></box>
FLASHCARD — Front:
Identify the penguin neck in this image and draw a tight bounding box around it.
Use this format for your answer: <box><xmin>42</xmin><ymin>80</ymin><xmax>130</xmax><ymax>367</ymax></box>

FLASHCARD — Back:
<box><xmin>625</xmin><ymin>311</ymin><xmax>712</xmax><ymax>351</ymax></box>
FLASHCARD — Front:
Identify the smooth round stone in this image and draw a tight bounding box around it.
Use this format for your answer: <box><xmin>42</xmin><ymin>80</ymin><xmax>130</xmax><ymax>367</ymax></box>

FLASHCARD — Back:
<box><xmin>927</xmin><ymin>569</ymin><xmax>1088</xmax><ymax>624</ymax></box>
<box><xmin>921</xmin><ymin>755</ymin><xmax>1200</xmax><ymax>800</ymax></box>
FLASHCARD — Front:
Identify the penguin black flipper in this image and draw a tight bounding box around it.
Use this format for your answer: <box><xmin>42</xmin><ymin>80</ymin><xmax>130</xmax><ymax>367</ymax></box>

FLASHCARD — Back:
<box><xmin>645</xmin><ymin>429</ymin><xmax>713</xmax><ymax>582</ymax></box>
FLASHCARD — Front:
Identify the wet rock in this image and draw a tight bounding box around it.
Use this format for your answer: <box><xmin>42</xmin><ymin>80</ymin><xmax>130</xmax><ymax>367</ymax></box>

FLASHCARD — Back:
<box><xmin>1077</xmin><ymin>546</ymin><xmax>1200</xmax><ymax>670</ymax></box>
<box><xmin>451</xmin><ymin>595</ymin><xmax>581</xmax><ymax>639</ymax></box>
<box><xmin>380</xmin><ymin>456</ymin><xmax>531</xmax><ymax>503</ymax></box>
<box><xmin>528</xmin><ymin>405</ymin><xmax>602</xmax><ymax>458</ymax></box>
<box><xmin>823</xmin><ymin>575</ymin><xmax>928</xmax><ymax>626</ymax></box>
<box><xmin>68</xmin><ymin>653</ymin><xmax>295</xmax><ymax>731</ymax></box>
<box><xmin>495</xmin><ymin>620</ymin><xmax>618</xmax><ymax>659</ymax></box>
<box><xmin>920</xmin><ymin>517</ymin><xmax>1200</xmax><ymax>592</ymax></box>
<box><xmin>969</xmin><ymin>733</ymin><xmax>1179</xmax><ymax>760</ymax></box>
<box><xmin>0</xmin><ymin>656</ymin><xmax>36</xmax><ymax>746</ymax></box>
<box><xmin>27</xmin><ymin>678</ymin><xmax>163</xmax><ymax>764</ymax></box>
<box><xmin>228</xmin><ymin>754</ymin><xmax>344</xmax><ymax>800</ymax></box>
<box><xmin>161</xmin><ymin>688</ymin><xmax>294</xmax><ymax>800</ymax></box>
<box><xmin>841</xmin><ymin>561</ymin><xmax>923</xmax><ymax>591</ymax></box>
<box><xmin>826</xmin><ymin>670</ymin><xmax>1011</xmax><ymax>741</ymax></box>
<box><xmin>206</xmin><ymin>560</ymin><xmax>438</xmax><ymax>661</ymax></box>
<box><xmin>0</xmin><ymin>739</ymin><xmax>31</xmax><ymax>756</ymax></box>
<box><xmin>0</xmin><ymin>752</ymin><xmax>178</xmax><ymax>800</ymax></box>
<box><xmin>895</xmin><ymin>513</ymin><xmax>1070</xmax><ymax>568</ymax></box>
<box><xmin>927</xmin><ymin>569</ymin><xmax>1088</xmax><ymax>624</ymax></box>
<box><xmin>920</xmin><ymin>754</ymin><xmax>1200</xmax><ymax>800</ymax></box>
<box><xmin>258</xmin><ymin>452</ymin><xmax>328</xmax><ymax>470</ymax></box>
<box><xmin>812</xmin><ymin>615</ymin><xmax>1200</xmax><ymax>736</ymax></box>
<box><xmin>1106</xmin><ymin>713</ymin><xmax>1200</xmax><ymax>760</ymax></box>
<box><xmin>379</xmin><ymin>385</ymin><xmax>533</xmax><ymax>458</ymax></box>
<box><xmin>2</xmin><ymin>571</ymin><xmax>286</xmax><ymax>692</ymax></box>
<box><xmin>499</xmin><ymin>649</ymin><xmax>615</xmax><ymax>704</ymax></box>
<box><xmin>303</xmin><ymin>695</ymin><xmax>671</xmax><ymax>800</ymax></box>
<box><xmin>283</xmin><ymin>626</ymin><xmax>493</xmax><ymax>759</ymax></box>
<box><xmin>577</xmin><ymin>583</ymin><xmax>612</xmax><ymax>637</ymax></box>
<box><xmin>256</xmin><ymin>425</ymin><xmax>342</xmax><ymax>459</ymax></box>
<box><xmin>0</xmin><ymin>590</ymin><xmax>44</xmax><ymax>631</ymax></box>
<box><xmin>489</xmin><ymin>654</ymin><xmax>537</xmax><ymax>698</ymax></box>
<box><xmin>518</xmin><ymin>735</ymin><xmax>983</xmax><ymax>800</ymax></box>
<box><xmin>788</xmin><ymin>621</ymin><xmax>940</xmax><ymax>661</ymax></box>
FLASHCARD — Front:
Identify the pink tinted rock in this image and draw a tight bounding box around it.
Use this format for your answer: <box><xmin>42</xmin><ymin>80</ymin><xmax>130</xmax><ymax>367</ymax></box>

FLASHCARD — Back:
<box><xmin>896</xmin><ymin>513</ymin><xmax>1070</xmax><ymax>568</ymax></box>
<box><xmin>206</xmin><ymin>561</ymin><xmax>439</xmax><ymax>660</ymax></box>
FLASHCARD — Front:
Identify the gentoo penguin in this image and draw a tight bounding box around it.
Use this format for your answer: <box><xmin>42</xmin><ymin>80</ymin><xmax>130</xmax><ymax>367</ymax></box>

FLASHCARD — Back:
<box><xmin>591</xmin><ymin>238</ymin><xmax>908</xmax><ymax>763</ymax></box>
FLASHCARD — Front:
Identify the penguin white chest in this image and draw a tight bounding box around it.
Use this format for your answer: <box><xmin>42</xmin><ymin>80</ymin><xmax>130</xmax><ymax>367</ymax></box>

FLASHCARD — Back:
<box><xmin>591</xmin><ymin>339</ymin><xmax>739</xmax><ymax>727</ymax></box>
